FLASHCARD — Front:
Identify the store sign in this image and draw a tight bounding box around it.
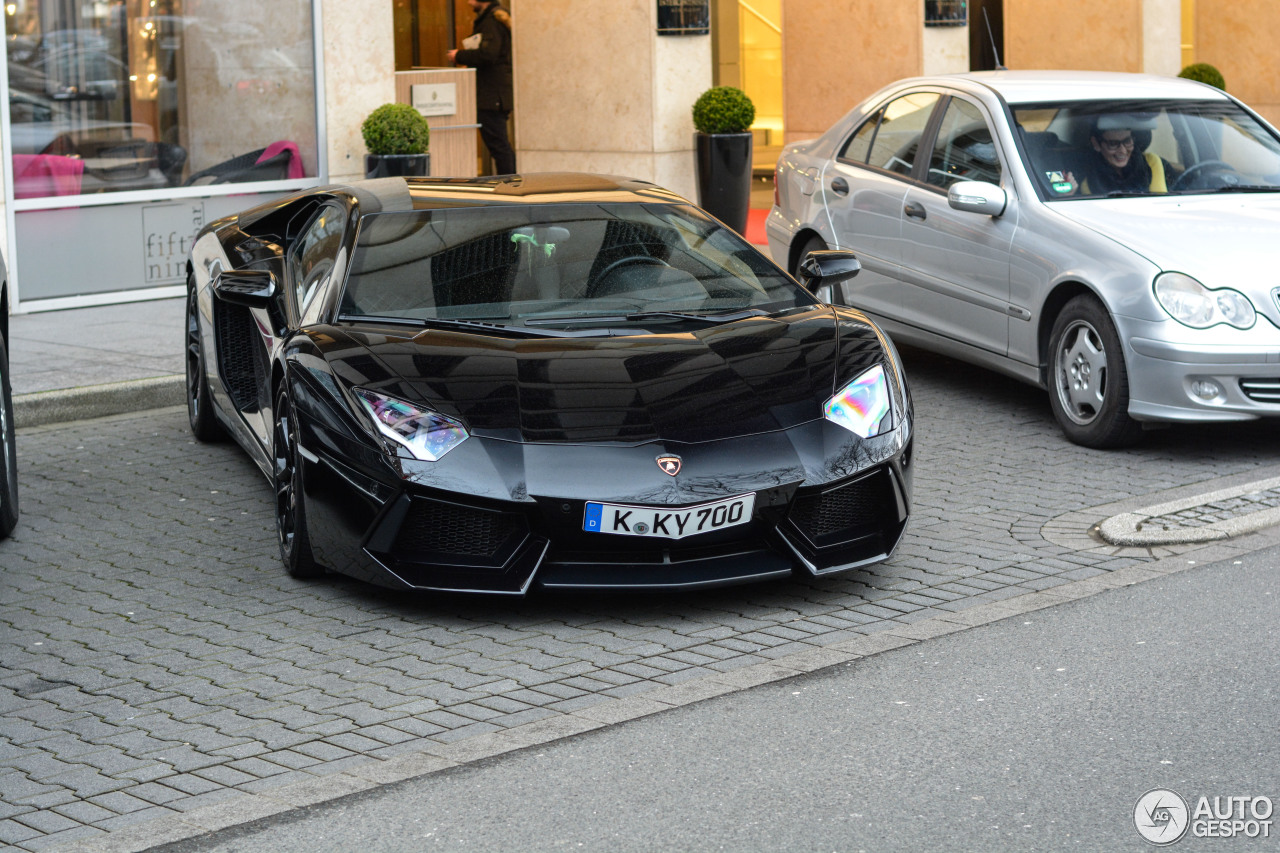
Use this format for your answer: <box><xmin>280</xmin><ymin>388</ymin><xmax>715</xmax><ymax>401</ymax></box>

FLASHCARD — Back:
<box><xmin>412</xmin><ymin>83</ymin><xmax>457</xmax><ymax>117</ymax></box>
<box><xmin>656</xmin><ymin>0</ymin><xmax>709</xmax><ymax>35</ymax></box>
<box><xmin>142</xmin><ymin>203</ymin><xmax>206</xmax><ymax>285</ymax></box>
<box><xmin>12</xmin><ymin>195</ymin><xmax>269</xmax><ymax>303</ymax></box>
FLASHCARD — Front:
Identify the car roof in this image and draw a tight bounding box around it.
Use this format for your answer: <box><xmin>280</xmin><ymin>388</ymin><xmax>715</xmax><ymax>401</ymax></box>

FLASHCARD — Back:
<box><xmin>903</xmin><ymin>70</ymin><xmax>1232</xmax><ymax>104</ymax></box>
<box><xmin>344</xmin><ymin>173</ymin><xmax>692</xmax><ymax>215</ymax></box>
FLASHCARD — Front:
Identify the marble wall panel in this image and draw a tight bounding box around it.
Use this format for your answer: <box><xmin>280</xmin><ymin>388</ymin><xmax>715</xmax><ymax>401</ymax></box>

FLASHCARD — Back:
<box><xmin>1196</xmin><ymin>0</ymin><xmax>1280</xmax><ymax>126</ymax></box>
<box><xmin>1142</xmin><ymin>0</ymin><xmax>1182</xmax><ymax>76</ymax></box>
<box><xmin>781</xmin><ymin>0</ymin><xmax>922</xmax><ymax>143</ymax></box>
<box><xmin>322</xmin><ymin>0</ymin><xmax>397</xmax><ymax>182</ymax></box>
<box><xmin>513</xmin><ymin>0</ymin><xmax>654</xmax><ymax>154</ymax></box>
<box><xmin>1006</xmin><ymin>0</ymin><xmax>1142</xmax><ymax>72</ymax></box>
<box><xmin>648</xmin><ymin>149</ymin><xmax>699</xmax><ymax>201</ymax></box>
<box><xmin>923</xmin><ymin>24</ymin><xmax>968</xmax><ymax>76</ymax></box>
<box><xmin>653</xmin><ymin>33</ymin><xmax>712</xmax><ymax>154</ymax></box>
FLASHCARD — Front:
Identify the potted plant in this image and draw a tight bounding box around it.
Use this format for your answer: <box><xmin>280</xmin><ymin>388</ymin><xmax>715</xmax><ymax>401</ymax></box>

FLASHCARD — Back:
<box><xmin>1177</xmin><ymin>62</ymin><xmax>1226</xmax><ymax>90</ymax></box>
<box><xmin>362</xmin><ymin>103</ymin><xmax>431</xmax><ymax>178</ymax></box>
<box><xmin>692</xmin><ymin>86</ymin><xmax>756</xmax><ymax>234</ymax></box>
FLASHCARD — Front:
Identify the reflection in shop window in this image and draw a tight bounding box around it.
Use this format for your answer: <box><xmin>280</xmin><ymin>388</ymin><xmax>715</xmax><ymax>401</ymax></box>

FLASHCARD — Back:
<box><xmin>924</xmin><ymin>0</ymin><xmax>967</xmax><ymax>26</ymax></box>
<box><xmin>5</xmin><ymin>0</ymin><xmax>319</xmax><ymax>199</ymax></box>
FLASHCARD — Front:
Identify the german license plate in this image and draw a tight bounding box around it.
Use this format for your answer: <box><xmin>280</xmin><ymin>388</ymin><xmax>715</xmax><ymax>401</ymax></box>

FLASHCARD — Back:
<box><xmin>582</xmin><ymin>494</ymin><xmax>756</xmax><ymax>539</ymax></box>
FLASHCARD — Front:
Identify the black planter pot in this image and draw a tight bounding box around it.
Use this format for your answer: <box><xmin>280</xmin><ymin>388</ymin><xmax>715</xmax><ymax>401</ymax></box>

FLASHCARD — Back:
<box><xmin>364</xmin><ymin>153</ymin><xmax>430</xmax><ymax>179</ymax></box>
<box><xmin>694</xmin><ymin>132</ymin><xmax>752</xmax><ymax>235</ymax></box>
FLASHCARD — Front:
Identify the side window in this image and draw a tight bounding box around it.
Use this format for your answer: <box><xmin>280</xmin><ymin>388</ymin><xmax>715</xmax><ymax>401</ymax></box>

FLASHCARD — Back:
<box><xmin>926</xmin><ymin>98</ymin><xmax>1003</xmax><ymax>189</ymax></box>
<box><xmin>839</xmin><ymin>108</ymin><xmax>882</xmax><ymax>163</ymax></box>
<box><xmin>289</xmin><ymin>203</ymin><xmax>347</xmax><ymax>322</ymax></box>
<box><xmin>867</xmin><ymin>92</ymin><xmax>940</xmax><ymax>176</ymax></box>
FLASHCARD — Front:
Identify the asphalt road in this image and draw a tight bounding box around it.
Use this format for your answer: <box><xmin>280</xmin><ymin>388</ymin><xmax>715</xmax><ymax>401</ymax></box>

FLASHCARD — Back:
<box><xmin>5</xmin><ymin>347</ymin><xmax>1280</xmax><ymax>851</ymax></box>
<box><xmin>159</xmin><ymin>545</ymin><xmax>1280</xmax><ymax>853</ymax></box>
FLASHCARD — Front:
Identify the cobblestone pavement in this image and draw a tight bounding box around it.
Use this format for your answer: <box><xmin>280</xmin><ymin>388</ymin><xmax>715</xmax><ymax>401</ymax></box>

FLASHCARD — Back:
<box><xmin>1141</xmin><ymin>483</ymin><xmax>1280</xmax><ymax>528</ymax></box>
<box><xmin>2</xmin><ymin>348</ymin><xmax>1278</xmax><ymax>851</ymax></box>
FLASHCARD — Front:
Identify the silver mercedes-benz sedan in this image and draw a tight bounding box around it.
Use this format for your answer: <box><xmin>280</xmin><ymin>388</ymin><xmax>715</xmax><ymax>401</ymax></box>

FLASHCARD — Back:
<box><xmin>768</xmin><ymin>70</ymin><xmax>1280</xmax><ymax>447</ymax></box>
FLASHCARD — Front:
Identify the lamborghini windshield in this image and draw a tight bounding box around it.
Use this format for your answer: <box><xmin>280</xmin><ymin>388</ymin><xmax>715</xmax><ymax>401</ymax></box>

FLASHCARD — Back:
<box><xmin>1013</xmin><ymin>98</ymin><xmax>1280</xmax><ymax>199</ymax></box>
<box><xmin>340</xmin><ymin>203</ymin><xmax>815</xmax><ymax>327</ymax></box>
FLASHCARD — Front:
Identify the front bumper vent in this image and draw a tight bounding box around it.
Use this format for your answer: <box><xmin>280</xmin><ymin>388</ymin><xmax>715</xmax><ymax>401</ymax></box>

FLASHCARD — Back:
<box><xmin>391</xmin><ymin>497</ymin><xmax>528</xmax><ymax>564</ymax></box>
<box><xmin>1240</xmin><ymin>378</ymin><xmax>1280</xmax><ymax>404</ymax></box>
<box><xmin>788</xmin><ymin>467</ymin><xmax>898</xmax><ymax>545</ymax></box>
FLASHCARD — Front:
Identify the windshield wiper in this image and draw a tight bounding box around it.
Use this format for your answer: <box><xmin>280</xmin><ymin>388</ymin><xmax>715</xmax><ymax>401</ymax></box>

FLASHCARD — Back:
<box><xmin>626</xmin><ymin>308</ymin><xmax>770</xmax><ymax>323</ymax></box>
<box><xmin>1200</xmin><ymin>184</ymin><xmax>1280</xmax><ymax>194</ymax></box>
<box><xmin>345</xmin><ymin>314</ymin><xmax>620</xmax><ymax>338</ymax></box>
<box><xmin>1104</xmin><ymin>190</ymin><xmax>1163</xmax><ymax>198</ymax></box>
<box><xmin>526</xmin><ymin>308</ymin><xmax>769</xmax><ymax>327</ymax></box>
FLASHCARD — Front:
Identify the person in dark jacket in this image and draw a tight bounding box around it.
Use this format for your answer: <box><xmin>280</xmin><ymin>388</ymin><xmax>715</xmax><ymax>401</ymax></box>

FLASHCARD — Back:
<box><xmin>447</xmin><ymin>0</ymin><xmax>515</xmax><ymax>175</ymax></box>
<box><xmin>1061</xmin><ymin>114</ymin><xmax>1173</xmax><ymax>196</ymax></box>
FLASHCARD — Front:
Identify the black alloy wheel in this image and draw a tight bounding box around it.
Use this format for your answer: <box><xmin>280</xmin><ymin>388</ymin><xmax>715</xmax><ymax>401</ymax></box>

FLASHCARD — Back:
<box><xmin>1046</xmin><ymin>295</ymin><xmax>1142</xmax><ymax>449</ymax></box>
<box><xmin>273</xmin><ymin>385</ymin><xmax>323</xmax><ymax>578</ymax></box>
<box><xmin>186</xmin><ymin>279</ymin><xmax>225</xmax><ymax>442</ymax></box>
<box><xmin>0</xmin><ymin>328</ymin><xmax>18</xmax><ymax>538</ymax></box>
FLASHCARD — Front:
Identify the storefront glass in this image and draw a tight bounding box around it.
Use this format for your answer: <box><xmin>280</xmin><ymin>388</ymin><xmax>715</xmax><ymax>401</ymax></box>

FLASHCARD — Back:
<box><xmin>3</xmin><ymin>0</ymin><xmax>323</xmax><ymax>308</ymax></box>
<box><xmin>5</xmin><ymin>0</ymin><xmax>319</xmax><ymax>198</ymax></box>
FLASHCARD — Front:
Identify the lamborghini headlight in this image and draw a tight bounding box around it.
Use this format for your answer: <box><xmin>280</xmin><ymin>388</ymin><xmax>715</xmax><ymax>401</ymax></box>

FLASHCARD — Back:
<box><xmin>1154</xmin><ymin>272</ymin><xmax>1256</xmax><ymax>329</ymax></box>
<box><xmin>353</xmin><ymin>388</ymin><xmax>469</xmax><ymax>461</ymax></box>
<box><xmin>824</xmin><ymin>364</ymin><xmax>893</xmax><ymax>438</ymax></box>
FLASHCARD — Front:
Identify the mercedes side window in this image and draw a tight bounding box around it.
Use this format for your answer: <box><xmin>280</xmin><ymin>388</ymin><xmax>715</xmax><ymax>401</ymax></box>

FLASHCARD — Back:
<box><xmin>289</xmin><ymin>203</ymin><xmax>347</xmax><ymax>323</ymax></box>
<box><xmin>926</xmin><ymin>98</ymin><xmax>1003</xmax><ymax>189</ymax></box>
<box><xmin>838</xmin><ymin>107</ymin><xmax>883</xmax><ymax>163</ymax></box>
<box><xmin>866</xmin><ymin>92</ymin><xmax>940</xmax><ymax>176</ymax></box>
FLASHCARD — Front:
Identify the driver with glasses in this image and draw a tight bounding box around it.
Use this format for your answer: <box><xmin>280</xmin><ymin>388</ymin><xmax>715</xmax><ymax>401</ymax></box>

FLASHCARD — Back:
<box><xmin>1061</xmin><ymin>114</ymin><xmax>1175</xmax><ymax>196</ymax></box>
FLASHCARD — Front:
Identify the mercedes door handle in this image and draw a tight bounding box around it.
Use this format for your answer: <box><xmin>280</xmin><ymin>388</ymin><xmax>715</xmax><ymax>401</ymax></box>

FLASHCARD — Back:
<box><xmin>830</xmin><ymin>177</ymin><xmax>849</xmax><ymax>196</ymax></box>
<box><xmin>904</xmin><ymin>201</ymin><xmax>927</xmax><ymax>220</ymax></box>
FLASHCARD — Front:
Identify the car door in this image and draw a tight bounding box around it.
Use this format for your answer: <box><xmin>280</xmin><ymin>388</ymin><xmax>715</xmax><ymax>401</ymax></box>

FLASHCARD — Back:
<box><xmin>822</xmin><ymin>91</ymin><xmax>941</xmax><ymax>323</ymax></box>
<box><xmin>898</xmin><ymin>95</ymin><xmax>1017</xmax><ymax>356</ymax></box>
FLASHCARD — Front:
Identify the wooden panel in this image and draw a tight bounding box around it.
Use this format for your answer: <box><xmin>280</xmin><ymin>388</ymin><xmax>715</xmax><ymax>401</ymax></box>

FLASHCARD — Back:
<box><xmin>395</xmin><ymin>68</ymin><xmax>479</xmax><ymax>177</ymax></box>
<box><xmin>394</xmin><ymin>0</ymin><xmax>470</xmax><ymax>70</ymax></box>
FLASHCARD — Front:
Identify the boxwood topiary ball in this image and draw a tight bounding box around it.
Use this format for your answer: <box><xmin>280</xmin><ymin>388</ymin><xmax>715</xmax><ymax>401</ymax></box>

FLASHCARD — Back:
<box><xmin>1177</xmin><ymin>63</ymin><xmax>1226</xmax><ymax>91</ymax></box>
<box><xmin>361</xmin><ymin>103</ymin><xmax>431</xmax><ymax>156</ymax></box>
<box><xmin>692</xmin><ymin>86</ymin><xmax>756</xmax><ymax>135</ymax></box>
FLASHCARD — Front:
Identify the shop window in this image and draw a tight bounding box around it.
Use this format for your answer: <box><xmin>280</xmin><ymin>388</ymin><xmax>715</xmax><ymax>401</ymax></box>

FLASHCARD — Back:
<box><xmin>925</xmin><ymin>0</ymin><xmax>967</xmax><ymax>26</ymax></box>
<box><xmin>5</xmin><ymin>0</ymin><xmax>319</xmax><ymax>199</ymax></box>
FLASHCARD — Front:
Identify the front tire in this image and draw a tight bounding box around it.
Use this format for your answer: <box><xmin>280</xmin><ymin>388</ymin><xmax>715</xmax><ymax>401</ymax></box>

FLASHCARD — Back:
<box><xmin>1047</xmin><ymin>295</ymin><xmax>1142</xmax><ymax>448</ymax></box>
<box><xmin>186</xmin><ymin>279</ymin><xmax>225</xmax><ymax>442</ymax></box>
<box><xmin>0</xmin><ymin>329</ymin><xmax>19</xmax><ymax>538</ymax></box>
<box><xmin>273</xmin><ymin>385</ymin><xmax>323</xmax><ymax>578</ymax></box>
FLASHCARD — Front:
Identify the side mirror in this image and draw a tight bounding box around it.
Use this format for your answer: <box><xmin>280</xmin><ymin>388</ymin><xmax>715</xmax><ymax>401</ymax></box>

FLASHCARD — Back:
<box><xmin>947</xmin><ymin>180</ymin><xmax>1007</xmax><ymax>217</ymax></box>
<box><xmin>797</xmin><ymin>249</ymin><xmax>861</xmax><ymax>293</ymax></box>
<box><xmin>213</xmin><ymin>269</ymin><xmax>277</xmax><ymax>308</ymax></box>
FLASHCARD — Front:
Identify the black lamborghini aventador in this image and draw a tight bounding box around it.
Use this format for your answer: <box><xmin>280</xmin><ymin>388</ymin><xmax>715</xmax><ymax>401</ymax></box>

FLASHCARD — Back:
<box><xmin>185</xmin><ymin>173</ymin><xmax>913</xmax><ymax>594</ymax></box>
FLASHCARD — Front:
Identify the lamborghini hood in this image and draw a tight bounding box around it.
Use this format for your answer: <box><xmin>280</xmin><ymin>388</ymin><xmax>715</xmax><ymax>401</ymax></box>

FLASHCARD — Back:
<box><xmin>331</xmin><ymin>307</ymin><xmax>887</xmax><ymax>445</ymax></box>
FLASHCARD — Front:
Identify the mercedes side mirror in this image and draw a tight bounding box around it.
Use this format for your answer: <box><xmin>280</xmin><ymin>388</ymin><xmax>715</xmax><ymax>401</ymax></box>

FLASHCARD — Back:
<box><xmin>947</xmin><ymin>180</ymin><xmax>1007</xmax><ymax>217</ymax></box>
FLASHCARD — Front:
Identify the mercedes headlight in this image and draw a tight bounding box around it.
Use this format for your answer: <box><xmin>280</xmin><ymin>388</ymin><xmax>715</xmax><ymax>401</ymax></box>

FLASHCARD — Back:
<box><xmin>1154</xmin><ymin>272</ymin><xmax>1256</xmax><ymax>329</ymax></box>
<box><xmin>824</xmin><ymin>364</ymin><xmax>893</xmax><ymax>438</ymax></box>
<box><xmin>353</xmin><ymin>388</ymin><xmax>469</xmax><ymax>461</ymax></box>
